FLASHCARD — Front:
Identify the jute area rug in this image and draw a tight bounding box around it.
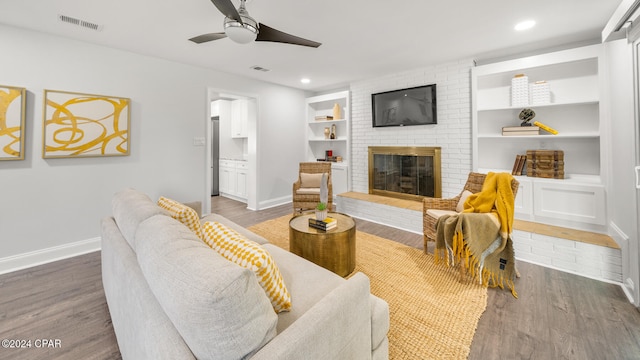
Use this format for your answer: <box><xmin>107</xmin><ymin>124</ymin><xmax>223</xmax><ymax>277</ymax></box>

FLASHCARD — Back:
<box><xmin>248</xmin><ymin>215</ymin><xmax>488</xmax><ymax>360</ymax></box>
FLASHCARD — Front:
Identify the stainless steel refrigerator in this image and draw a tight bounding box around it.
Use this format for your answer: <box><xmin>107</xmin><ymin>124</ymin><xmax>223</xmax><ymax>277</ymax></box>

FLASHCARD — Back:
<box><xmin>211</xmin><ymin>117</ymin><xmax>220</xmax><ymax>196</ymax></box>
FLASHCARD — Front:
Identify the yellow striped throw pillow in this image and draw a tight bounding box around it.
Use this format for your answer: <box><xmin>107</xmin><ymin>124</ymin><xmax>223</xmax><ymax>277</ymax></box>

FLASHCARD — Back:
<box><xmin>157</xmin><ymin>196</ymin><xmax>203</xmax><ymax>239</ymax></box>
<box><xmin>202</xmin><ymin>221</ymin><xmax>291</xmax><ymax>313</ymax></box>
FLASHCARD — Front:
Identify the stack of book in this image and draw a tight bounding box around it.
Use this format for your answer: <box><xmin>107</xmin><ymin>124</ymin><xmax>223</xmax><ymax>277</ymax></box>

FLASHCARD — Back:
<box><xmin>511</xmin><ymin>154</ymin><xmax>527</xmax><ymax>175</ymax></box>
<box><xmin>315</xmin><ymin>115</ymin><xmax>334</xmax><ymax>121</ymax></box>
<box><xmin>502</xmin><ymin>126</ymin><xmax>540</xmax><ymax>136</ymax></box>
<box><xmin>309</xmin><ymin>217</ymin><xmax>337</xmax><ymax>231</ymax></box>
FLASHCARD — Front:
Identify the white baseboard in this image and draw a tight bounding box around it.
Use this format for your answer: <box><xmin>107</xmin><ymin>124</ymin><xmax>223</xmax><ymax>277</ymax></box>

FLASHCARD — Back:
<box><xmin>258</xmin><ymin>195</ymin><xmax>291</xmax><ymax>210</ymax></box>
<box><xmin>515</xmin><ymin>257</ymin><xmax>624</xmax><ymax>287</ymax></box>
<box><xmin>0</xmin><ymin>237</ymin><xmax>101</xmax><ymax>275</ymax></box>
<box><xmin>348</xmin><ymin>213</ymin><xmax>423</xmax><ymax>235</ymax></box>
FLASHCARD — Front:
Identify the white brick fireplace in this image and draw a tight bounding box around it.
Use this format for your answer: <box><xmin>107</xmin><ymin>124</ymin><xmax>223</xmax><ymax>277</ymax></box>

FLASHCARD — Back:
<box><xmin>349</xmin><ymin>59</ymin><xmax>475</xmax><ymax>199</ymax></box>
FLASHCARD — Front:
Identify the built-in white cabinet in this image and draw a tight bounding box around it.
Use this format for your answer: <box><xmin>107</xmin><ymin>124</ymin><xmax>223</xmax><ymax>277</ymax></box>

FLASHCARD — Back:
<box><xmin>235</xmin><ymin>161</ymin><xmax>248</xmax><ymax>199</ymax></box>
<box><xmin>331</xmin><ymin>164</ymin><xmax>348</xmax><ymax>196</ymax></box>
<box><xmin>472</xmin><ymin>44</ymin><xmax>608</xmax><ymax>232</ymax></box>
<box><xmin>305</xmin><ymin>91</ymin><xmax>351</xmax><ymax>197</ymax></box>
<box><xmin>231</xmin><ymin>99</ymin><xmax>249</xmax><ymax>138</ymax></box>
<box><xmin>219</xmin><ymin>159</ymin><xmax>248</xmax><ymax>201</ymax></box>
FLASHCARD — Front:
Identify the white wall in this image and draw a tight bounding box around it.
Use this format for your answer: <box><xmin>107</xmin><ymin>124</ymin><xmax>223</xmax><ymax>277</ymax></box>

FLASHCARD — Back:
<box><xmin>603</xmin><ymin>38</ymin><xmax>640</xmax><ymax>305</ymax></box>
<box><xmin>256</xmin><ymin>89</ymin><xmax>308</xmax><ymax>207</ymax></box>
<box><xmin>0</xmin><ymin>24</ymin><xmax>305</xmax><ymax>269</ymax></box>
<box><xmin>349</xmin><ymin>59</ymin><xmax>475</xmax><ymax>197</ymax></box>
<box><xmin>216</xmin><ymin>99</ymin><xmax>245</xmax><ymax>160</ymax></box>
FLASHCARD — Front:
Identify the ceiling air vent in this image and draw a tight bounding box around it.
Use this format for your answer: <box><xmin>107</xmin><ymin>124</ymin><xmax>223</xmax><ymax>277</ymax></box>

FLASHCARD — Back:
<box><xmin>250</xmin><ymin>65</ymin><xmax>270</xmax><ymax>72</ymax></box>
<box><xmin>58</xmin><ymin>14</ymin><xmax>103</xmax><ymax>31</ymax></box>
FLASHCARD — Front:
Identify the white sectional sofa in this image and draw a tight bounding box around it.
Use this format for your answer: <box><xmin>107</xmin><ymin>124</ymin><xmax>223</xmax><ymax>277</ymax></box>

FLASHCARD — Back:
<box><xmin>100</xmin><ymin>188</ymin><xmax>389</xmax><ymax>359</ymax></box>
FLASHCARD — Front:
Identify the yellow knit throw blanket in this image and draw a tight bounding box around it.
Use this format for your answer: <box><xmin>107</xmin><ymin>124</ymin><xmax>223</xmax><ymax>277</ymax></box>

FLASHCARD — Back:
<box><xmin>463</xmin><ymin>172</ymin><xmax>515</xmax><ymax>245</ymax></box>
<box><xmin>435</xmin><ymin>172</ymin><xmax>518</xmax><ymax>298</ymax></box>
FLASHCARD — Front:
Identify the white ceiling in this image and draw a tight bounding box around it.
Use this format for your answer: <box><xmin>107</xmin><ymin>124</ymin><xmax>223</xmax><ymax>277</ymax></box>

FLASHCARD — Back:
<box><xmin>0</xmin><ymin>0</ymin><xmax>621</xmax><ymax>91</ymax></box>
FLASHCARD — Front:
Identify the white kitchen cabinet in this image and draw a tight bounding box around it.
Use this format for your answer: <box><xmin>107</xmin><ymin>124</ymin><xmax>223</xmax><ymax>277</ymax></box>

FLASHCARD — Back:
<box><xmin>231</xmin><ymin>99</ymin><xmax>248</xmax><ymax>138</ymax></box>
<box><xmin>219</xmin><ymin>159</ymin><xmax>247</xmax><ymax>202</ymax></box>
<box><xmin>235</xmin><ymin>161</ymin><xmax>248</xmax><ymax>199</ymax></box>
<box><xmin>219</xmin><ymin>159</ymin><xmax>236</xmax><ymax>196</ymax></box>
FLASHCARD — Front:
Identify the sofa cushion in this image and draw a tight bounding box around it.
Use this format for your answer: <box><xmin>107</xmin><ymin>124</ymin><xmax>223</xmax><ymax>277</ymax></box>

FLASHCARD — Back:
<box><xmin>261</xmin><ymin>243</ymin><xmax>345</xmax><ymax>333</ymax></box>
<box><xmin>136</xmin><ymin>215</ymin><xmax>277</xmax><ymax>359</ymax></box>
<box><xmin>202</xmin><ymin>221</ymin><xmax>292</xmax><ymax>313</ymax></box>
<box><xmin>101</xmin><ymin>217</ymin><xmax>195</xmax><ymax>359</ymax></box>
<box><xmin>426</xmin><ymin>209</ymin><xmax>458</xmax><ymax>219</ymax></box>
<box><xmin>157</xmin><ymin>196</ymin><xmax>203</xmax><ymax>239</ymax></box>
<box><xmin>296</xmin><ymin>188</ymin><xmax>321</xmax><ymax>195</ymax></box>
<box><xmin>112</xmin><ymin>188</ymin><xmax>165</xmax><ymax>250</ymax></box>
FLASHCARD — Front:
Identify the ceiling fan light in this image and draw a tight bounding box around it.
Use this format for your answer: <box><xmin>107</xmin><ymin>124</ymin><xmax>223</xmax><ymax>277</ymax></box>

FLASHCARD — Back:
<box><xmin>224</xmin><ymin>16</ymin><xmax>258</xmax><ymax>44</ymax></box>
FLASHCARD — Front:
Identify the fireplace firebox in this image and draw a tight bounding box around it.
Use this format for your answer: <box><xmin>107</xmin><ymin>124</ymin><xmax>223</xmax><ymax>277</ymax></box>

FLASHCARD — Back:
<box><xmin>368</xmin><ymin>146</ymin><xmax>441</xmax><ymax>201</ymax></box>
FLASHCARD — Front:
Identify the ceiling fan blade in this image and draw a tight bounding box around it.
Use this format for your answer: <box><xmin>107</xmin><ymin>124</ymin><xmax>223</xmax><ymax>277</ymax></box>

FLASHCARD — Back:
<box><xmin>210</xmin><ymin>0</ymin><xmax>242</xmax><ymax>23</ymax></box>
<box><xmin>256</xmin><ymin>23</ymin><xmax>321</xmax><ymax>48</ymax></box>
<box><xmin>189</xmin><ymin>32</ymin><xmax>227</xmax><ymax>44</ymax></box>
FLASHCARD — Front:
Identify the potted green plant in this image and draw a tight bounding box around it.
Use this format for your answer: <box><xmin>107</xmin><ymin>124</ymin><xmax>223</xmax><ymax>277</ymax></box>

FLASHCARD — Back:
<box><xmin>315</xmin><ymin>173</ymin><xmax>329</xmax><ymax>220</ymax></box>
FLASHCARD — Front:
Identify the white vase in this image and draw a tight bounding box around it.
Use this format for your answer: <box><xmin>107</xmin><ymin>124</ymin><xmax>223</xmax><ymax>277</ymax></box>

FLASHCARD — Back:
<box><xmin>315</xmin><ymin>209</ymin><xmax>327</xmax><ymax>221</ymax></box>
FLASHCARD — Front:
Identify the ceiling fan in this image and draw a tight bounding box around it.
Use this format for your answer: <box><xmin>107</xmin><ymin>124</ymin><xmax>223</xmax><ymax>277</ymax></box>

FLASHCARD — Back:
<box><xmin>189</xmin><ymin>0</ymin><xmax>321</xmax><ymax>48</ymax></box>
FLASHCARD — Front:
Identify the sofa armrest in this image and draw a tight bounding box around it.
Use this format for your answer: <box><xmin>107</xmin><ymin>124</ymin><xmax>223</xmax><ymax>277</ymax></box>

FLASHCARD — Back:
<box><xmin>251</xmin><ymin>272</ymin><xmax>375</xmax><ymax>360</ymax></box>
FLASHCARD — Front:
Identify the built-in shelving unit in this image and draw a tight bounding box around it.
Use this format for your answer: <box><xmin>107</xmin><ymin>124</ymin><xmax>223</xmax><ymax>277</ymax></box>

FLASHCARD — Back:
<box><xmin>472</xmin><ymin>44</ymin><xmax>607</xmax><ymax>232</ymax></box>
<box><xmin>305</xmin><ymin>91</ymin><xmax>351</xmax><ymax>196</ymax></box>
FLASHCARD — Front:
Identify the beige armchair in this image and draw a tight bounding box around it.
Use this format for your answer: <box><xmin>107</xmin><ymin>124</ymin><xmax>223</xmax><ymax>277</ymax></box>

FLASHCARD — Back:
<box><xmin>422</xmin><ymin>172</ymin><xmax>519</xmax><ymax>253</ymax></box>
<box><xmin>293</xmin><ymin>162</ymin><xmax>332</xmax><ymax>214</ymax></box>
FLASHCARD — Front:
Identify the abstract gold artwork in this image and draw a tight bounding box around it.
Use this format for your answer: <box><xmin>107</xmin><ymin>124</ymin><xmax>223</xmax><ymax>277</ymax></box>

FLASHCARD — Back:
<box><xmin>43</xmin><ymin>90</ymin><xmax>130</xmax><ymax>158</ymax></box>
<box><xmin>0</xmin><ymin>85</ymin><xmax>27</xmax><ymax>160</ymax></box>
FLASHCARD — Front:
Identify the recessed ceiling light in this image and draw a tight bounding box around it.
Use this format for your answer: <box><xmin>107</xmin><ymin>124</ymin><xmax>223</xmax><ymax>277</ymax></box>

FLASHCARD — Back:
<box><xmin>515</xmin><ymin>20</ymin><xmax>536</xmax><ymax>31</ymax></box>
<box><xmin>300</xmin><ymin>78</ymin><xmax>311</xmax><ymax>84</ymax></box>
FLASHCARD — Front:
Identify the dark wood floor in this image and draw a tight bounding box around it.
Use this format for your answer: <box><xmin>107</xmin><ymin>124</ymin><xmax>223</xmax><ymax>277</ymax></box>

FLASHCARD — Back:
<box><xmin>1</xmin><ymin>196</ymin><xmax>639</xmax><ymax>360</ymax></box>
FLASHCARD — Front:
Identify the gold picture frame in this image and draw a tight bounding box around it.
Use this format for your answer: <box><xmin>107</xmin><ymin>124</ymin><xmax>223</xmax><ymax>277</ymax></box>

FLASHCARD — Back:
<box><xmin>0</xmin><ymin>85</ymin><xmax>27</xmax><ymax>160</ymax></box>
<box><xmin>43</xmin><ymin>89</ymin><xmax>130</xmax><ymax>158</ymax></box>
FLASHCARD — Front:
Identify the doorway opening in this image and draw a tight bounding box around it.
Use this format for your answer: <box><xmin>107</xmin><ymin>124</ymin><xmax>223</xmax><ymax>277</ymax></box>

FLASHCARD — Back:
<box><xmin>204</xmin><ymin>88</ymin><xmax>259</xmax><ymax>215</ymax></box>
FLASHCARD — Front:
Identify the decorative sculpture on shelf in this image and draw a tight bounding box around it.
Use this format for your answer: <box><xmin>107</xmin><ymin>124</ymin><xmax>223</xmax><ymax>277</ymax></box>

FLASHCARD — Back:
<box><xmin>519</xmin><ymin>108</ymin><xmax>536</xmax><ymax>126</ymax></box>
<box><xmin>333</xmin><ymin>103</ymin><xmax>341</xmax><ymax>120</ymax></box>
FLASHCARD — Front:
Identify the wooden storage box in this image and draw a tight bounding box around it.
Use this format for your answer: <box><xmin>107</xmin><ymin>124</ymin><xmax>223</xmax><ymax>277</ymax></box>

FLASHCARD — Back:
<box><xmin>526</xmin><ymin>150</ymin><xmax>564</xmax><ymax>179</ymax></box>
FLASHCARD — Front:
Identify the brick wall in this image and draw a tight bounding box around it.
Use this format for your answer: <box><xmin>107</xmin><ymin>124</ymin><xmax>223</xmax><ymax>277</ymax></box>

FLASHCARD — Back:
<box><xmin>349</xmin><ymin>59</ymin><xmax>475</xmax><ymax>198</ymax></box>
<box><xmin>343</xmin><ymin>59</ymin><xmax>624</xmax><ymax>285</ymax></box>
<box><xmin>512</xmin><ymin>230</ymin><xmax>622</xmax><ymax>283</ymax></box>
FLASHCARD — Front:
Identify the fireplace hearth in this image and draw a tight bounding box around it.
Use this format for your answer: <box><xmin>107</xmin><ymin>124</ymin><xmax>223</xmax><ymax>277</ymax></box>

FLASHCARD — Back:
<box><xmin>368</xmin><ymin>146</ymin><xmax>441</xmax><ymax>201</ymax></box>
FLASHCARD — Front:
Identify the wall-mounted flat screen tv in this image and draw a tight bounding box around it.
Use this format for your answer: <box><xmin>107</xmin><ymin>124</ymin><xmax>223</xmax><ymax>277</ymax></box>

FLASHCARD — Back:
<box><xmin>371</xmin><ymin>84</ymin><xmax>437</xmax><ymax>127</ymax></box>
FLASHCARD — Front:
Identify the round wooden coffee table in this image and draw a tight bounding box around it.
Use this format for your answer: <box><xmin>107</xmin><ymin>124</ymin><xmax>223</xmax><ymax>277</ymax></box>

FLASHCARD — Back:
<box><xmin>288</xmin><ymin>212</ymin><xmax>356</xmax><ymax>277</ymax></box>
